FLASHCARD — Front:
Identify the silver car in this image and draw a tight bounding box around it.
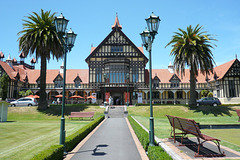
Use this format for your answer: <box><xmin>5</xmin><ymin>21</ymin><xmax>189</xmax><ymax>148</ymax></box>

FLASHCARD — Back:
<box><xmin>10</xmin><ymin>97</ymin><xmax>38</xmax><ymax>107</ymax></box>
<box><xmin>196</xmin><ymin>97</ymin><xmax>221</xmax><ymax>107</ymax></box>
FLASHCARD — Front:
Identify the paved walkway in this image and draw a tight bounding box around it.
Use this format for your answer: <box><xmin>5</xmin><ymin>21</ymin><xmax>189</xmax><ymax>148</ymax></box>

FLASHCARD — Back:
<box><xmin>65</xmin><ymin>106</ymin><xmax>147</xmax><ymax>160</ymax></box>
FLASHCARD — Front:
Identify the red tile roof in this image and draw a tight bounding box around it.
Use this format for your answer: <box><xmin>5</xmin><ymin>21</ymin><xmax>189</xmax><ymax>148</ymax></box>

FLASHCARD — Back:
<box><xmin>26</xmin><ymin>69</ymin><xmax>89</xmax><ymax>84</ymax></box>
<box><xmin>147</xmin><ymin>60</ymin><xmax>238</xmax><ymax>84</ymax></box>
<box><xmin>0</xmin><ymin>61</ymin><xmax>16</xmax><ymax>80</ymax></box>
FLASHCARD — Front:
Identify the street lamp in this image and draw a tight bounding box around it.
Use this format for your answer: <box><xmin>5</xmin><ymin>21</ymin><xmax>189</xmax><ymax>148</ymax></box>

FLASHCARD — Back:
<box><xmin>140</xmin><ymin>12</ymin><xmax>160</xmax><ymax>146</ymax></box>
<box><xmin>55</xmin><ymin>13</ymin><xmax>77</xmax><ymax>153</ymax></box>
<box><xmin>104</xmin><ymin>73</ymin><xmax>107</xmax><ymax>107</ymax></box>
<box><xmin>126</xmin><ymin>73</ymin><xmax>130</xmax><ymax>107</ymax></box>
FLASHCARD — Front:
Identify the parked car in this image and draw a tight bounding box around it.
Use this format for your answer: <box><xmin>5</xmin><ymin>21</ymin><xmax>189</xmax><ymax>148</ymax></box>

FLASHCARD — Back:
<box><xmin>5</xmin><ymin>98</ymin><xmax>16</xmax><ymax>103</ymax></box>
<box><xmin>196</xmin><ymin>97</ymin><xmax>221</xmax><ymax>107</ymax></box>
<box><xmin>10</xmin><ymin>97</ymin><xmax>38</xmax><ymax>107</ymax></box>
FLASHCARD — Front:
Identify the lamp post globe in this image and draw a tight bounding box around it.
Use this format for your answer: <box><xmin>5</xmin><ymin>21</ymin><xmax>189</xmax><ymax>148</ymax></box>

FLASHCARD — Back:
<box><xmin>66</xmin><ymin>28</ymin><xmax>77</xmax><ymax>50</ymax></box>
<box><xmin>55</xmin><ymin>13</ymin><xmax>77</xmax><ymax>154</ymax></box>
<box><xmin>55</xmin><ymin>13</ymin><xmax>69</xmax><ymax>36</ymax></box>
<box><xmin>140</xmin><ymin>28</ymin><xmax>150</xmax><ymax>48</ymax></box>
<box><xmin>145</xmin><ymin>12</ymin><xmax>161</xmax><ymax>36</ymax></box>
<box><xmin>140</xmin><ymin>12</ymin><xmax>160</xmax><ymax>146</ymax></box>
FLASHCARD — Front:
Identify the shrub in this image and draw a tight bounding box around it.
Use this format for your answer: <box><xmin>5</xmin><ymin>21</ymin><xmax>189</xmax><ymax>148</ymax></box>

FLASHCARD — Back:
<box><xmin>128</xmin><ymin>116</ymin><xmax>172</xmax><ymax>160</ymax></box>
<box><xmin>148</xmin><ymin>146</ymin><xmax>172</xmax><ymax>160</ymax></box>
<box><xmin>65</xmin><ymin>115</ymin><xmax>104</xmax><ymax>151</ymax></box>
<box><xmin>30</xmin><ymin>145</ymin><xmax>64</xmax><ymax>160</ymax></box>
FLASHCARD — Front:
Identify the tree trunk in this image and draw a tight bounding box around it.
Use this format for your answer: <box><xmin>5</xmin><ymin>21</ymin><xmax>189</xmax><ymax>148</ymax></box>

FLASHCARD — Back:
<box><xmin>38</xmin><ymin>55</ymin><xmax>48</xmax><ymax>110</ymax></box>
<box><xmin>189</xmin><ymin>68</ymin><xmax>197</xmax><ymax>108</ymax></box>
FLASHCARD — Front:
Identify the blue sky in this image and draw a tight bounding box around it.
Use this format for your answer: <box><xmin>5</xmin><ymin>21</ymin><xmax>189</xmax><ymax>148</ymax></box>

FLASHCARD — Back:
<box><xmin>1</xmin><ymin>0</ymin><xmax>240</xmax><ymax>70</ymax></box>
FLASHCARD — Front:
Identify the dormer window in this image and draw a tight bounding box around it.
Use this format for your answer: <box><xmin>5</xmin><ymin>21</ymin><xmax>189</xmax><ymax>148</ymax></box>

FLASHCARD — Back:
<box><xmin>153</xmin><ymin>76</ymin><xmax>160</xmax><ymax>88</ymax></box>
<box><xmin>75</xmin><ymin>80</ymin><xmax>81</xmax><ymax>88</ymax></box>
<box><xmin>170</xmin><ymin>74</ymin><xmax>180</xmax><ymax>88</ymax></box>
<box><xmin>36</xmin><ymin>78</ymin><xmax>40</xmax><ymax>88</ymax></box>
<box><xmin>171</xmin><ymin>79</ymin><xmax>179</xmax><ymax>88</ymax></box>
<box><xmin>74</xmin><ymin>76</ymin><xmax>82</xmax><ymax>88</ymax></box>
<box><xmin>54</xmin><ymin>75</ymin><xmax>63</xmax><ymax>88</ymax></box>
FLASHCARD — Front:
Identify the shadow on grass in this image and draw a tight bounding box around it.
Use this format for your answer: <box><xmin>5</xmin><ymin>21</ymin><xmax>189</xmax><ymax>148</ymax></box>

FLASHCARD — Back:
<box><xmin>188</xmin><ymin>105</ymin><xmax>234</xmax><ymax>117</ymax></box>
<box><xmin>39</xmin><ymin>105</ymin><xmax>89</xmax><ymax>116</ymax></box>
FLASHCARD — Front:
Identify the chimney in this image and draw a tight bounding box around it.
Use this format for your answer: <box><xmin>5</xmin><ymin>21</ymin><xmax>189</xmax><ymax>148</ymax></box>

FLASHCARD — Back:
<box><xmin>168</xmin><ymin>61</ymin><xmax>174</xmax><ymax>73</ymax></box>
<box><xmin>6</xmin><ymin>54</ymin><xmax>13</xmax><ymax>68</ymax></box>
<box><xmin>60</xmin><ymin>62</ymin><xmax>64</xmax><ymax>74</ymax></box>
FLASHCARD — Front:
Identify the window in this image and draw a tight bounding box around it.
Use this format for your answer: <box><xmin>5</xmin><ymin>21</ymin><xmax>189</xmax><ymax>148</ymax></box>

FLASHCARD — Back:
<box><xmin>106</xmin><ymin>64</ymin><xmax>129</xmax><ymax>83</ymax></box>
<box><xmin>55</xmin><ymin>79</ymin><xmax>63</xmax><ymax>88</ymax></box>
<box><xmin>228</xmin><ymin>80</ymin><xmax>236</xmax><ymax>97</ymax></box>
<box><xmin>37</xmin><ymin>79</ymin><xmax>40</xmax><ymax>88</ymax></box>
<box><xmin>96</xmin><ymin>68</ymin><xmax>102</xmax><ymax>83</ymax></box>
<box><xmin>75</xmin><ymin>80</ymin><xmax>81</xmax><ymax>88</ymax></box>
<box><xmin>111</xmin><ymin>46</ymin><xmax>123</xmax><ymax>52</ymax></box>
<box><xmin>153</xmin><ymin>80</ymin><xmax>159</xmax><ymax>88</ymax></box>
<box><xmin>132</xmin><ymin>68</ymin><xmax>139</xmax><ymax>83</ymax></box>
<box><xmin>171</xmin><ymin>79</ymin><xmax>179</xmax><ymax>88</ymax></box>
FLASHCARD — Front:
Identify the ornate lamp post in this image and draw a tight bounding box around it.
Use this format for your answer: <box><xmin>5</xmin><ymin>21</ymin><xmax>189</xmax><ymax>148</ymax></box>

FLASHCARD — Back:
<box><xmin>140</xmin><ymin>12</ymin><xmax>160</xmax><ymax>146</ymax></box>
<box><xmin>104</xmin><ymin>73</ymin><xmax>107</xmax><ymax>107</ymax></box>
<box><xmin>55</xmin><ymin>13</ymin><xmax>77</xmax><ymax>152</ymax></box>
<box><xmin>126</xmin><ymin>73</ymin><xmax>130</xmax><ymax>107</ymax></box>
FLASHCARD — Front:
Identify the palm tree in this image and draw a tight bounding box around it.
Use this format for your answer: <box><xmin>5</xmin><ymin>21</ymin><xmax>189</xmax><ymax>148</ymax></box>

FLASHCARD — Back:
<box><xmin>166</xmin><ymin>24</ymin><xmax>216</xmax><ymax>107</ymax></box>
<box><xmin>18</xmin><ymin>9</ymin><xmax>64</xmax><ymax>110</ymax></box>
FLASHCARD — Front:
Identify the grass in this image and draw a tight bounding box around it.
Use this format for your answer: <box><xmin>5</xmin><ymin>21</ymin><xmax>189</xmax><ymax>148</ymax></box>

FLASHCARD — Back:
<box><xmin>0</xmin><ymin>105</ymin><xmax>104</xmax><ymax>160</ymax></box>
<box><xmin>128</xmin><ymin>105</ymin><xmax>240</xmax><ymax>152</ymax></box>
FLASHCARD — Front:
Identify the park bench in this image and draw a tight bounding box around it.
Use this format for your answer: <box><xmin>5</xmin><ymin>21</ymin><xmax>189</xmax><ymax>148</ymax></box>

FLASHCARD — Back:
<box><xmin>166</xmin><ymin>115</ymin><xmax>225</xmax><ymax>157</ymax></box>
<box><xmin>236</xmin><ymin>109</ymin><xmax>240</xmax><ymax>122</ymax></box>
<box><xmin>69</xmin><ymin>112</ymin><xmax>94</xmax><ymax>120</ymax></box>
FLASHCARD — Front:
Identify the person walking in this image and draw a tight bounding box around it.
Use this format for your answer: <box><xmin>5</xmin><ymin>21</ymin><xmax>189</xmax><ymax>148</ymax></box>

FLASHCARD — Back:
<box><xmin>109</xmin><ymin>96</ymin><xmax>113</xmax><ymax>106</ymax></box>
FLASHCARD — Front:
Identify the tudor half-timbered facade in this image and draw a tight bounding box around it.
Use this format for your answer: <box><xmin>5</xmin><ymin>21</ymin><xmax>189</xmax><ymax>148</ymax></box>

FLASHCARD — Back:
<box><xmin>85</xmin><ymin>15</ymin><xmax>148</xmax><ymax>105</ymax></box>
<box><xmin>0</xmin><ymin>15</ymin><xmax>240</xmax><ymax>105</ymax></box>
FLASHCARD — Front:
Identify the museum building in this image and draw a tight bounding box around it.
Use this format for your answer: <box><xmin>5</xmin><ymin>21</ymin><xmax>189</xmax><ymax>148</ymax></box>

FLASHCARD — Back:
<box><xmin>0</xmin><ymin>15</ymin><xmax>240</xmax><ymax>104</ymax></box>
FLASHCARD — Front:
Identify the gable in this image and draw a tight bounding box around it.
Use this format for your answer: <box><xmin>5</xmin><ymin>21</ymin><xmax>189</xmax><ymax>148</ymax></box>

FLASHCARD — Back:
<box><xmin>169</xmin><ymin>74</ymin><xmax>181</xmax><ymax>82</ymax></box>
<box><xmin>53</xmin><ymin>74</ymin><xmax>63</xmax><ymax>82</ymax></box>
<box><xmin>74</xmin><ymin>76</ymin><xmax>82</xmax><ymax>82</ymax></box>
<box><xmin>153</xmin><ymin>75</ymin><xmax>160</xmax><ymax>82</ymax></box>
<box><xmin>224</xmin><ymin>59</ymin><xmax>240</xmax><ymax>77</ymax></box>
<box><xmin>85</xmin><ymin>27</ymin><xmax>148</xmax><ymax>63</ymax></box>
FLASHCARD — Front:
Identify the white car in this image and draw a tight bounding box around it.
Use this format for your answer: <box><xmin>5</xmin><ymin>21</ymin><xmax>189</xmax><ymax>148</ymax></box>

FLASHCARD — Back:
<box><xmin>10</xmin><ymin>97</ymin><xmax>38</xmax><ymax>107</ymax></box>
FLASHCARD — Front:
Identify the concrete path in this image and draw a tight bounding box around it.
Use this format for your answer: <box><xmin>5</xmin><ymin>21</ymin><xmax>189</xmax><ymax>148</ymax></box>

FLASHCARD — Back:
<box><xmin>66</xmin><ymin>106</ymin><xmax>145</xmax><ymax>160</ymax></box>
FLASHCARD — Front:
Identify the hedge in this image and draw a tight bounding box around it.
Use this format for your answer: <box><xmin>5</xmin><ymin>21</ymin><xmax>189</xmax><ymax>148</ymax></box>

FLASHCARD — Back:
<box><xmin>128</xmin><ymin>116</ymin><xmax>172</xmax><ymax>160</ymax></box>
<box><xmin>30</xmin><ymin>145</ymin><xmax>64</xmax><ymax>160</ymax></box>
<box><xmin>49</xmin><ymin>103</ymin><xmax>99</xmax><ymax>107</ymax></box>
<box><xmin>128</xmin><ymin>116</ymin><xmax>149</xmax><ymax>151</ymax></box>
<box><xmin>148</xmin><ymin>146</ymin><xmax>172</xmax><ymax>160</ymax></box>
<box><xmin>65</xmin><ymin>115</ymin><xmax>104</xmax><ymax>151</ymax></box>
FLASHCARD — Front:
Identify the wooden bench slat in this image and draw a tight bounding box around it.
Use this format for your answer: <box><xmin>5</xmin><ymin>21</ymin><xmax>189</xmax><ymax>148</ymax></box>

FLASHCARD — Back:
<box><xmin>69</xmin><ymin>112</ymin><xmax>94</xmax><ymax>120</ymax></box>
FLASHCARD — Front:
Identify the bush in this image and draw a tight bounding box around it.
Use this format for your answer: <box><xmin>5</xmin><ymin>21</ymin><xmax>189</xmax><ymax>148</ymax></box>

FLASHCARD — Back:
<box><xmin>30</xmin><ymin>145</ymin><xmax>64</xmax><ymax>160</ymax></box>
<box><xmin>65</xmin><ymin>115</ymin><xmax>104</xmax><ymax>151</ymax></box>
<box><xmin>128</xmin><ymin>116</ymin><xmax>149</xmax><ymax>151</ymax></box>
<box><xmin>148</xmin><ymin>146</ymin><xmax>172</xmax><ymax>160</ymax></box>
<box><xmin>128</xmin><ymin>116</ymin><xmax>172</xmax><ymax>160</ymax></box>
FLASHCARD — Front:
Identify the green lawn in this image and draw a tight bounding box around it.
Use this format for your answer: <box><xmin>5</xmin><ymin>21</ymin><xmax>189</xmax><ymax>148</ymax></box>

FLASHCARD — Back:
<box><xmin>0</xmin><ymin>106</ymin><xmax>104</xmax><ymax>160</ymax></box>
<box><xmin>128</xmin><ymin>105</ymin><xmax>240</xmax><ymax>152</ymax></box>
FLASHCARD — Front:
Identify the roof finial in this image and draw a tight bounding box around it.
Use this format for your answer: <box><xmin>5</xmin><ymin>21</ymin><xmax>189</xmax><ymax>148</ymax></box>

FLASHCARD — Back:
<box><xmin>112</xmin><ymin>13</ymin><xmax>122</xmax><ymax>29</ymax></box>
<box><xmin>236</xmin><ymin>54</ymin><xmax>237</xmax><ymax>59</ymax></box>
